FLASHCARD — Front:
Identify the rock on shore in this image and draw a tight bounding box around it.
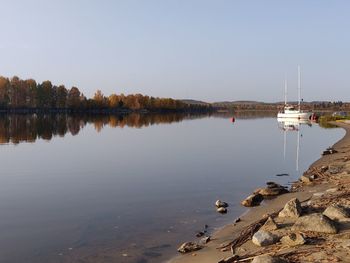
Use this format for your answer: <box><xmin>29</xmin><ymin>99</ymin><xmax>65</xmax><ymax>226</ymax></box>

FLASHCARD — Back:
<box><xmin>252</xmin><ymin>230</ymin><xmax>279</xmax><ymax>247</ymax></box>
<box><xmin>278</xmin><ymin>198</ymin><xmax>302</xmax><ymax>218</ymax></box>
<box><xmin>177</xmin><ymin>242</ymin><xmax>203</xmax><ymax>253</ymax></box>
<box><xmin>323</xmin><ymin>204</ymin><xmax>350</xmax><ymax>221</ymax></box>
<box><xmin>280</xmin><ymin>233</ymin><xmax>305</xmax><ymax>247</ymax></box>
<box><xmin>256</xmin><ymin>182</ymin><xmax>289</xmax><ymax>196</ymax></box>
<box><xmin>241</xmin><ymin>193</ymin><xmax>263</xmax><ymax>207</ymax></box>
<box><xmin>292</xmin><ymin>213</ymin><xmax>338</xmax><ymax>234</ymax></box>
<box><xmin>260</xmin><ymin>216</ymin><xmax>278</xmax><ymax>231</ymax></box>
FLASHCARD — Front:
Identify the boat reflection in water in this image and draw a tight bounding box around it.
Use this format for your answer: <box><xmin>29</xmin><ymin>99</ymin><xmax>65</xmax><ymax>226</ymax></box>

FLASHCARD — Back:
<box><xmin>277</xmin><ymin>118</ymin><xmax>312</xmax><ymax>131</ymax></box>
<box><xmin>277</xmin><ymin>118</ymin><xmax>312</xmax><ymax>172</ymax></box>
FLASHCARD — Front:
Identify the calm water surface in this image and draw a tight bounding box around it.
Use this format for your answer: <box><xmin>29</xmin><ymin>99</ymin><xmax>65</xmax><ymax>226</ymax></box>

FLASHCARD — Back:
<box><xmin>0</xmin><ymin>113</ymin><xmax>344</xmax><ymax>263</ymax></box>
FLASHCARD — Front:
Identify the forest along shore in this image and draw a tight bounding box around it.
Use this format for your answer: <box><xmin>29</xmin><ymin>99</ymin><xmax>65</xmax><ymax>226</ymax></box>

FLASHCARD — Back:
<box><xmin>170</xmin><ymin>121</ymin><xmax>350</xmax><ymax>263</ymax></box>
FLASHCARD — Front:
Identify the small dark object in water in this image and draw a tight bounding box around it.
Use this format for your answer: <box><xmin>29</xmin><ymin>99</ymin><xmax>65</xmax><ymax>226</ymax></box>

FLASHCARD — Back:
<box><xmin>276</xmin><ymin>173</ymin><xmax>289</xmax><ymax>177</ymax></box>
<box><xmin>234</xmin><ymin>217</ymin><xmax>241</xmax><ymax>223</ymax></box>
<box><xmin>204</xmin><ymin>224</ymin><xmax>209</xmax><ymax>229</ymax></box>
<box><xmin>196</xmin><ymin>231</ymin><xmax>205</xmax><ymax>237</ymax></box>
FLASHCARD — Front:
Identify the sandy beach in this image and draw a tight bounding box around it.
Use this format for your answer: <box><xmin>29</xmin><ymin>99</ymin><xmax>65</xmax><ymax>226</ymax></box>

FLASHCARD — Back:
<box><xmin>170</xmin><ymin>121</ymin><xmax>350</xmax><ymax>263</ymax></box>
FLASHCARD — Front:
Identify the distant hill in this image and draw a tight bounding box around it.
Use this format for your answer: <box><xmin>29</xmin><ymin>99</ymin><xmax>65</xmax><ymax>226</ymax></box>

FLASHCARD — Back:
<box><xmin>213</xmin><ymin>100</ymin><xmax>266</xmax><ymax>106</ymax></box>
<box><xmin>181</xmin><ymin>99</ymin><xmax>349</xmax><ymax>111</ymax></box>
<box><xmin>180</xmin><ymin>99</ymin><xmax>211</xmax><ymax>105</ymax></box>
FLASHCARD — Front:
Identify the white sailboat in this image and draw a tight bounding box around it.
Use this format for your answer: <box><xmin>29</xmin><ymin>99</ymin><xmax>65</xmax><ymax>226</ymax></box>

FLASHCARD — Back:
<box><xmin>277</xmin><ymin>66</ymin><xmax>312</xmax><ymax>120</ymax></box>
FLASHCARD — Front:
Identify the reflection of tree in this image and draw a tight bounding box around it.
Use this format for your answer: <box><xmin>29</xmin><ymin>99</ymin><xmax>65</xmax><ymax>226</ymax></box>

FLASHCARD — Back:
<box><xmin>67</xmin><ymin>116</ymin><xmax>81</xmax><ymax>136</ymax></box>
<box><xmin>0</xmin><ymin>113</ymin><xmax>210</xmax><ymax>144</ymax></box>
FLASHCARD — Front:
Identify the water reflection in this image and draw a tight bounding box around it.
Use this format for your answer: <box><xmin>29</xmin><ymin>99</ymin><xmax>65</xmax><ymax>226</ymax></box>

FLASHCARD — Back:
<box><xmin>0</xmin><ymin>111</ymin><xmax>282</xmax><ymax>145</ymax></box>
<box><xmin>0</xmin><ymin>113</ymin><xmax>210</xmax><ymax>144</ymax></box>
<box><xmin>277</xmin><ymin>118</ymin><xmax>313</xmax><ymax>172</ymax></box>
<box><xmin>214</xmin><ymin>110</ymin><xmax>277</xmax><ymax>119</ymax></box>
<box><xmin>277</xmin><ymin>118</ymin><xmax>312</xmax><ymax>131</ymax></box>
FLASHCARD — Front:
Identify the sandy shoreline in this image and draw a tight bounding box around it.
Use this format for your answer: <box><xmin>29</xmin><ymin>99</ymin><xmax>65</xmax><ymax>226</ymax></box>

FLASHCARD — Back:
<box><xmin>169</xmin><ymin>121</ymin><xmax>350</xmax><ymax>263</ymax></box>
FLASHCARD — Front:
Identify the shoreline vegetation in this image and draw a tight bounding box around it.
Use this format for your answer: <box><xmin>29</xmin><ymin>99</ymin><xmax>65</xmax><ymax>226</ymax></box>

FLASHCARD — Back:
<box><xmin>1</xmin><ymin>76</ymin><xmax>349</xmax><ymax>115</ymax></box>
<box><xmin>171</xmin><ymin>121</ymin><xmax>350</xmax><ymax>263</ymax></box>
<box><xmin>0</xmin><ymin>76</ymin><xmax>212</xmax><ymax>113</ymax></box>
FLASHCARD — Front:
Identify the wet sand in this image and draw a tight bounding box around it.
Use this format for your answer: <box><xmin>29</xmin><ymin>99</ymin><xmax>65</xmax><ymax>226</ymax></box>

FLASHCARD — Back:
<box><xmin>170</xmin><ymin>121</ymin><xmax>350</xmax><ymax>263</ymax></box>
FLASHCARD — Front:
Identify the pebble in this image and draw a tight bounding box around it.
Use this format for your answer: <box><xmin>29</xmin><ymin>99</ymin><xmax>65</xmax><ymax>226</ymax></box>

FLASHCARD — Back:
<box><xmin>217</xmin><ymin>207</ymin><xmax>227</xmax><ymax>213</ymax></box>
<box><xmin>215</xmin><ymin>200</ymin><xmax>229</xmax><ymax>208</ymax></box>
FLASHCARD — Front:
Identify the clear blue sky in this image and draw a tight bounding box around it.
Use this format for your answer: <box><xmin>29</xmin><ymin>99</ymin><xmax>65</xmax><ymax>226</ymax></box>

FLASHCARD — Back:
<box><xmin>0</xmin><ymin>0</ymin><xmax>349</xmax><ymax>102</ymax></box>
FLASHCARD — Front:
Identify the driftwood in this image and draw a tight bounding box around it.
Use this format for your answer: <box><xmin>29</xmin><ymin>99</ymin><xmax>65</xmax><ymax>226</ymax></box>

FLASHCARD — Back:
<box><xmin>233</xmin><ymin>251</ymin><xmax>276</xmax><ymax>262</ymax></box>
<box><xmin>217</xmin><ymin>211</ymin><xmax>280</xmax><ymax>251</ymax></box>
<box><xmin>231</xmin><ymin>246</ymin><xmax>322</xmax><ymax>262</ymax></box>
<box><xmin>310</xmin><ymin>167</ymin><xmax>327</xmax><ymax>179</ymax></box>
<box><xmin>218</xmin><ymin>196</ymin><xmax>311</xmax><ymax>252</ymax></box>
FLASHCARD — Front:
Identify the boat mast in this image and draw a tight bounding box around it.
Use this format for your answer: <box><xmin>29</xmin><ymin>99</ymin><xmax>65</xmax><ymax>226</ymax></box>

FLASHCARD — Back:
<box><xmin>284</xmin><ymin>78</ymin><xmax>288</xmax><ymax>105</ymax></box>
<box><xmin>298</xmin><ymin>65</ymin><xmax>301</xmax><ymax>111</ymax></box>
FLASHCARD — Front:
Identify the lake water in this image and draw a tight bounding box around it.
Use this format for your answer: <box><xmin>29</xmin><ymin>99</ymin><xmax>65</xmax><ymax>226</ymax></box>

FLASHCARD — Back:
<box><xmin>0</xmin><ymin>113</ymin><xmax>344</xmax><ymax>263</ymax></box>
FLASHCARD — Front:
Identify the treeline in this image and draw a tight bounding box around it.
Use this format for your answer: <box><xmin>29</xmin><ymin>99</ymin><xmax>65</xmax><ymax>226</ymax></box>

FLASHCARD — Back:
<box><xmin>213</xmin><ymin>101</ymin><xmax>350</xmax><ymax>112</ymax></box>
<box><xmin>0</xmin><ymin>76</ymin><xmax>212</xmax><ymax>112</ymax></box>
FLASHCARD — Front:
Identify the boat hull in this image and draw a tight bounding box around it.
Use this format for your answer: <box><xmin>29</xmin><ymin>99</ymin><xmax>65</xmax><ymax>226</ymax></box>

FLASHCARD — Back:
<box><xmin>277</xmin><ymin>112</ymin><xmax>312</xmax><ymax>120</ymax></box>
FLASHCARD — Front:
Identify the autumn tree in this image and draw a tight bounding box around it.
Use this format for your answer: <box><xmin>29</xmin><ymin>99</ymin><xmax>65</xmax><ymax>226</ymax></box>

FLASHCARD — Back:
<box><xmin>93</xmin><ymin>90</ymin><xmax>107</xmax><ymax>108</ymax></box>
<box><xmin>108</xmin><ymin>94</ymin><xmax>120</xmax><ymax>108</ymax></box>
<box><xmin>0</xmin><ymin>77</ymin><xmax>10</xmax><ymax>107</ymax></box>
<box><xmin>56</xmin><ymin>85</ymin><xmax>68</xmax><ymax>108</ymax></box>
<box><xmin>67</xmin><ymin>87</ymin><xmax>81</xmax><ymax>108</ymax></box>
<box><xmin>37</xmin><ymin>80</ymin><xmax>53</xmax><ymax>108</ymax></box>
<box><xmin>25</xmin><ymin>79</ymin><xmax>37</xmax><ymax>107</ymax></box>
